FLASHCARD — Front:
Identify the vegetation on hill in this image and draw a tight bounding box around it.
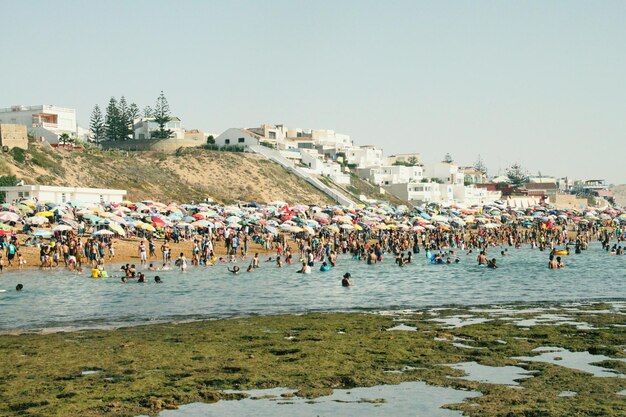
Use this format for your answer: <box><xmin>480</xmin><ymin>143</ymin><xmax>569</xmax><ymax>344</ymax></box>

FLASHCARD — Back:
<box><xmin>0</xmin><ymin>144</ymin><xmax>335</xmax><ymax>205</ymax></box>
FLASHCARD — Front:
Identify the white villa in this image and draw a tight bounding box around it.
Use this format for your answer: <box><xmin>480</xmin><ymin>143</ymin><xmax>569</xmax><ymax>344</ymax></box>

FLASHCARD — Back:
<box><xmin>134</xmin><ymin>117</ymin><xmax>184</xmax><ymax>140</ymax></box>
<box><xmin>0</xmin><ymin>185</ymin><xmax>127</xmax><ymax>205</ymax></box>
<box><xmin>0</xmin><ymin>104</ymin><xmax>78</xmax><ymax>144</ymax></box>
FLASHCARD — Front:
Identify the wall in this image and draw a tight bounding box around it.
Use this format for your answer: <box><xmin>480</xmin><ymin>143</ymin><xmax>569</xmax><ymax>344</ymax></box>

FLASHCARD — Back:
<box><xmin>101</xmin><ymin>137</ymin><xmax>206</xmax><ymax>152</ymax></box>
<box><xmin>2</xmin><ymin>186</ymin><xmax>126</xmax><ymax>204</ymax></box>
<box><xmin>0</xmin><ymin>124</ymin><xmax>28</xmax><ymax>150</ymax></box>
<box><xmin>552</xmin><ymin>194</ymin><xmax>588</xmax><ymax>209</ymax></box>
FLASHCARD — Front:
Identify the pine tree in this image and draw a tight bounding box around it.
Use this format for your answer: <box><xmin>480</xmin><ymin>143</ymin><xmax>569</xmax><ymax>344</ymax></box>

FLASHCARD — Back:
<box><xmin>118</xmin><ymin>96</ymin><xmax>133</xmax><ymax>140</ymax></box>
<box><xmin>507</xmin><ymin>163</ymin><xmax>529</xmax><ymax>189</ymax></box>
<box><xmin>89</xmin><ymin>105</ymin><xmax>105</xmax><ymax>144</ymax></box>
<box><xmin>128</xmin><ymin>103</ymin><xmax>140</xmax><ymax>139</ymax></box>
<box><xmin>143</xmin><ymin>106</ymin><xmax>153</xmax><ymax>118</ymax></box>
<box><xmin>473</xmin><ymin>154</ymin><xmax>488</xmax><ymax>176</ymax></box>
<box><xmin>152</xmin><ymin>91</ymin><xmax>173</xmax><ymax>139</ymax></box>
<box><xmin>104</xmin><ymin>97</ymin><xmax>121</xmax><ymax>141</ymax></box>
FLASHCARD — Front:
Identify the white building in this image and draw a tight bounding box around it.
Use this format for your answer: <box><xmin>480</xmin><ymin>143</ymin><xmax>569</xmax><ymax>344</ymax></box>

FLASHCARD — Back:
<box><xmin>384</xmin><ymin>182</ymin><xmax>501</xmax><ymax>206</ymax></box>
<box><xmin>299</xmin><ymin>150</ymin><xmax>350</xmax><ymax>185</ymax></box>
<box><xmin>214</xmin><ymin>128</ymin><xmax>262</xmax><ymax>147</ymax></box>
<box><xmin>423</xmin><ymin>161</ymin><xmax>465</xmax><ymax>186</ymax></box>
<box><xmin>358</xmin><ymin>165</ymin><xmax>423</xmax><ymax>186</ymax></box>
<box><xmin>384</xmin><ymin>153</ymin><xmax>421</xmax><ymax>166</ymax></box>
<box><xmin>134</xmin><ymin>117</ymin><xmax>184</xmax><ymax>140</ymax></box>
<box><xmin>344</xmin><ymin>145</ymin><xmax>383</xmax><ymax>168</ymax></box>
<box><xmin>0</xmin><ymin>185</ymin><xmax>127</xmax><ymax>205</ymax></box>
<box><xmin>0</xmin><ymin>104</ymin><xmax>78</xmax><ymax>144</ymax></box>
<box><xmin>451</xmin><ymin>185</ymin><xmax>502</xmax><ymax>206</ymax></box>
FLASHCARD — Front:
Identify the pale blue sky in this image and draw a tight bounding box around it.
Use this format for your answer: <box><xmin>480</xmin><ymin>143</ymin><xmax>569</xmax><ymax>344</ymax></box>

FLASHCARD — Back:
<box><xmin>2</xmin><ymin>1</ymin><xmax>625</xmax><ymax>183</ymax></box>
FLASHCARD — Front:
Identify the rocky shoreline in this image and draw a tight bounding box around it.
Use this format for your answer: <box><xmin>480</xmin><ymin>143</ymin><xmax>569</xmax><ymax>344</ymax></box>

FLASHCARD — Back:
<box><xmin>1</xmin><ymin>302</ymin><xmax>625</xmax><ymax>416</ymax></box>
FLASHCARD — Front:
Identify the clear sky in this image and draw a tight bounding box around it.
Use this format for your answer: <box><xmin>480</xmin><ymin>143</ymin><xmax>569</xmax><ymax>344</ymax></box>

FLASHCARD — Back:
<box><xmin>2</xmin><ymin>0</ymin><xmax>625</xmax><ymax>184</ymax></box>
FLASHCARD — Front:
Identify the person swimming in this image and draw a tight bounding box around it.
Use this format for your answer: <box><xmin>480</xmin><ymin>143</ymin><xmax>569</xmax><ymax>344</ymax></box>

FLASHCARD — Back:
<box><xmin>342</xmin><ymin>272</ymin><xmax>351</xmax><ymax>287</ymax></box>
<box><xmin>138</xmin><ymin>273</ymin><xmax>145</xmax><ymax>283</ymax></box>
<box><xmin>487</xmin><ymin>258</ymin><xmax>498</xmax><ymax>269</ymax></box>
<box><xmin>246</xmin><ymin>264</ymin><xmax>254</xmax><ymax>272</ymax></box>
<box><xmin>297</xmin><ymin>262</ymin><xmax>311</xmax><ymax>274</ymax></box>
<box><xmin>228</xmin><ymin>266</ymin><xmax>240</xmax><ymax>274</ymax></box>
<box><xmin>154</xmin><ymin>276</ymin><xmax>162</xmax><ymax>283</ymax></box>
<box><xmin>121</xmin><ymin>276</ymin><xmax>127</xmax><ymax>283</ymax></box>
<box><xmin>16</xmin><ymin>283</ymin><xmax>23</xmax><ymax>291</ymax></box>
<box><xmin>320</xmin><ymin>261</ymin><xmax>330</xmax><ymax>272</ymax></box>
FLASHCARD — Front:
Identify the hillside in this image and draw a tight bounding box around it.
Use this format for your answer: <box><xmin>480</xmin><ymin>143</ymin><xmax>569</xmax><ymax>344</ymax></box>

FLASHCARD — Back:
<box><xmin>0</xmin><ymin>143</ymin><xmax>335</xmax><ymax>205</ymax></box>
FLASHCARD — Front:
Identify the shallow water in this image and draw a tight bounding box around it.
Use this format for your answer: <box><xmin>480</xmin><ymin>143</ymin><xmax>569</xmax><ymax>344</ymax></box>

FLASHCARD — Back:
<box><xmin>514</xmin><ymin>347</ymin><xmax>626</xmax><ymax>378</ymax></box>
<box><xmin>0</xmin><ymin>244</ymin><xmax>624</xmax><ymax>331</ymax></box>
<box><xmin>447</xmin><ymin>361</ymin><xmax>534</xmax><ymax>385</ymax></box>
<box><xmin>137</xmin><ymin>381</ymin><xmax>481</xmax><ymax>417</ymax></box>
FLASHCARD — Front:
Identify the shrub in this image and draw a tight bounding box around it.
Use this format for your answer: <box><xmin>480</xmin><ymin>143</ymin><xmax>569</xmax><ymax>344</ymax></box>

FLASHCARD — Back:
<box><xmin>10</xmin><ymin>148</ymin><xmax>26</xmax><ymax>163</ymax></box>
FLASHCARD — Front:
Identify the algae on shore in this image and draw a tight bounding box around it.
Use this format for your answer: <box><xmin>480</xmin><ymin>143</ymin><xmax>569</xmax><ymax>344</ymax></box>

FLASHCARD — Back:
<box><xmin>1</xmin><ymin>304</ymin><xmax>625</xmax><ymax>417</ymax></box>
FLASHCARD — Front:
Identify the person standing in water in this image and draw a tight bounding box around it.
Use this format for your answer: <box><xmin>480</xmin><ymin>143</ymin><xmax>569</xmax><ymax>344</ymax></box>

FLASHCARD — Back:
<box><xmin>342</xmin><ymin>273</ymin><xmax>351</xmax><ymax>287</ymax></box>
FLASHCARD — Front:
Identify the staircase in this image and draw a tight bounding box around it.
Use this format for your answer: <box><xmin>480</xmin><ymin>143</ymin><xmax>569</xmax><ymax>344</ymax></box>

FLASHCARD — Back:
<box><xmin>247</xmin><ymin>144</ymin><xmax>357</xmax><ymax>207</ymax></box>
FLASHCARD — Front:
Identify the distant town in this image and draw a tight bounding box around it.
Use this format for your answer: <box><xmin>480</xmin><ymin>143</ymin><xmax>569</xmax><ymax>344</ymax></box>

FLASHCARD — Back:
<box><xmin>0</xmin><ymin>100</ymin><xmax>616</xmax><ymax>208</ymax></box>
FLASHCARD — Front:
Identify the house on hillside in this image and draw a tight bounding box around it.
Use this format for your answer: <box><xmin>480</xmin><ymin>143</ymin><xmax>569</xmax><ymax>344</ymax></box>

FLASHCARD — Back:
<box><xmin>0</xmin><ymin>104</ymin><xmax>78</xmax><ymax>144</ymax></box>
<box><xmin>134</xmin><ymin>117</ymin><xmax>184</xmax><ymax>139</ymax></box>
<box><xmin>214</xmin><ymin>128</ymin><xmax>262</xmax><ymax>147</ymax></box>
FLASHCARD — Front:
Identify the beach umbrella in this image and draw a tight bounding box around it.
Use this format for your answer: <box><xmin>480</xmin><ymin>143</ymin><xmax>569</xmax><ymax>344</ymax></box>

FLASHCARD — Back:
<box><xmin>108</xmin><ymin>223</ymin><xmax>126</xmax><ymax>236</ymax></box>
<box><xmin>340</xmin><ymin>224</ymin><xmax>354</xmax><ymax>230</ymax></box>
<box><xmin>191</xmin><ymin>220</ymin><xmax>211</xmax><ymax>228</ymax></box>
<box><xmin>0</xmin><ymin>212</ymin><xmax>20</xmax><ymax>222</ymax></box>
<box><xmin>27</xmin><ymin>216</ymin><xmax>49</xmax><ymax>225</ymax></box>
<box><xmin>265</xmin><ymin>226</ymin><xmax>278</xmax><ymax>235</ymax></box>
<box><xmin>35</xmin><ymin>211</ymin><xmax>54</xmax><ymax>217</ymax></box>
<box><xmin>325</xmin><ymin>225</ymin><xmax>340</xmax><ymax>233</ymax></box>
<box><xmin>52</xmin><ymin>224</ymin><xmax>73</xmax><ymax>232</ymax></box>
<box><xmin>93</xmin><ymin>229</ymin><xmax>114</xmax><ymax>236</ymax></box>
<box><xmin>32</xmin><ymin>229</ymin><xmax>53</xmax><ymax>237</ymax></box>
<box><xmin>0</xmin><ymin>223</ymin><xmax>12</xmax><ymax>231</ymax></box>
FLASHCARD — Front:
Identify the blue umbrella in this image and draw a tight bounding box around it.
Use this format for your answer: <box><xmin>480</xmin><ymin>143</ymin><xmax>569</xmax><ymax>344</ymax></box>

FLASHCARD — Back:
<box><xmin>32</xmin><ymin>230</ymin><xmax>53</xmax><ymax>237</ymax></box>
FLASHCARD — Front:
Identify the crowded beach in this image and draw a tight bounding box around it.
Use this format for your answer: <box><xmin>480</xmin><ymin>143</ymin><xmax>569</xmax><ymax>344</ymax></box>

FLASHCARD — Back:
<box><xmin>0</xmin><ymin>198</ymin><xmax>624</xmax><ymax>286</ymax></box>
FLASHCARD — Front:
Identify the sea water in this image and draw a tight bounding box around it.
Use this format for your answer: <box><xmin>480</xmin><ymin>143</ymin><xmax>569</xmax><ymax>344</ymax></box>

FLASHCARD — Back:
<box><xmin>0</xmin><ymin>243</ymin><xmax>624</xmax><ymax>331</ymax></box>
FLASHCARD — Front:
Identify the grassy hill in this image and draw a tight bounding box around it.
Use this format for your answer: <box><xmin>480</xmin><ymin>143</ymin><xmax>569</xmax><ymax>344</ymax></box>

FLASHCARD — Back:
<box><xmin>0</xmin><ymin>143</ymin><xmax>335</xmax><ymax>205</ymax></box>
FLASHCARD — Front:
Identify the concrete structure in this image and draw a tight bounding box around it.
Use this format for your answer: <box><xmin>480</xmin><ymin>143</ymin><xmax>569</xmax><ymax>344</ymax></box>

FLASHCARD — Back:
<box><xmin>299</xmin><ymin>149</ymin><xmax>350</xmax><ymax>185</ymax></box>
<box><xmin>423</xmin><ymin>161</ymin><xmax>465</xmax><ymax>186</ymax></box>
<box><xmin>101</xmin><ymin>137</ymin><xmax>207</xmax><ymax>152</ymax></box>
<box><xmin>0</xmin><ymin>105</ymin><xmax>78</xmax><ymax>144</ymax></box>
<box><xmin>384</xmin><ymin>153</ymin><xmax>421</xmax><ymax>166</ymax></box>
<box><xmin>358</xmin><ymin>165</ymin><xmax>423</xmax><ymax>186</ymax></box>
<box><xmin>384</xmin><ymin>182</ymin><xmax>501</xmax><ymax>206</ymax></box>
<box><xmin>460</xmin><ymin>167</ymin><xmax>486</xmax><ymax>184</ymax></box>
<box><xmin>134</xmin><ymin>117</ymin><xmax>184</xmax><ymax>140</ymax></box>
<box><xmin>344</xmin><ymin>145</ymin><xmax>383</xmax><ymax>168</ymax></box>
<box><xmin>0</xmin><ymin>124</ymin><xmax>28</xmax><ymax>150</ymax></box>
<box><xmin>0</xmin><ymin>185</ymin><xmax>127</xmax><ymax>205</ymax></box>
<box><xmin>214</xmin><ymin>128</ymin><xmax>262</xmax><ymax>147</ymax></box>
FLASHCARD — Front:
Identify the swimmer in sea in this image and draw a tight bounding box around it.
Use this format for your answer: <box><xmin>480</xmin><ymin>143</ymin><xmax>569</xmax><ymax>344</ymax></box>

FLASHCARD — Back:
<box><xmin>342</xmin><ymin>273</ymin><xmax>351</xmax><ymax>287</ymax></box>
<box><xmin>549</xmin><ymin>255</ymin><xmax>557</xmax><ymax>269</ymax></box>
<box><xmin>487</xmin><ymin>258</ymin><xmax>498</xmax><ymax>269</ymax></box>
<box><xmin>16</xmin><ymin>283</ymin><xmax>23</xmax><ymax>291</ymax></box>
<box><xmin>320</xmin><ymin>261</ymin><xmax>330</xmax><ymax>272</ymax></box>
<box><xmin>154</xmin><ymin>276</ymin><xmax>162</xmax><ymax>283</ymax></box>
<box><xmin>228</xmin><ymin>266</ymin><xmax>240</xmax><ymax>274</ymax></box>
<box><xmin>247</xmin><ymin>264</ymin><xmax>254</xmax><ymax>272</ymax></box>
<box><xmin>121</xmin><ymin>276</ymin><xmax>127</xmax><ymax>283</ymax></box>
<box><xmin>556</xmin><ymin>256</ymin><xmax>565</xmax><ymax>268</ymax></box>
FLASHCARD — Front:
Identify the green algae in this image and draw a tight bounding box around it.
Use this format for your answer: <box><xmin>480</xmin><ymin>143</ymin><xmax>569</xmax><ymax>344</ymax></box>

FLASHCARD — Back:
<box><xmin>0</xmin><ymin>304</ymin><xmax>625</xmax><ymax>417</ymax></box>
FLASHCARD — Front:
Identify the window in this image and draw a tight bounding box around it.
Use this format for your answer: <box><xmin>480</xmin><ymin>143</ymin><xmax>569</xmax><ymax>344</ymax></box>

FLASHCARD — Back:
<box><xmin>269</xmin><ymin>132</ymin><xmax>276</xmax><ymax>139</ymax></box>
<box><xmin>100</xmin><ymin>195</ymin><xmax>104</xmax><ymax>203</ymax></box>
<box><xmin>61</xmin><ymin>193</ymin><xmax>67</xmax><ymax>203</ymax></box>
<box><xmin>238</xmin><ymin>137</ymin><xmax>245</xmax><ymax>143</ymax></box>
<box><xmin>225</xmin><ymin>139</ymin><xmax>230</xmax><ymax>144</ymax></box>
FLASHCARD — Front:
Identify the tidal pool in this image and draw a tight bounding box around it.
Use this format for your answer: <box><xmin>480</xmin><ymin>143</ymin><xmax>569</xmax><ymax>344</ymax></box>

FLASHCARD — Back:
<box><xmin>138</xmin><ymin>382</ymin><xmax>481</xmax><ymax>417</ymax></box>
<box><xmin>514</xmin><ymin>347</ymin><xmax>626</xmax><ymax>378</ymax></box>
